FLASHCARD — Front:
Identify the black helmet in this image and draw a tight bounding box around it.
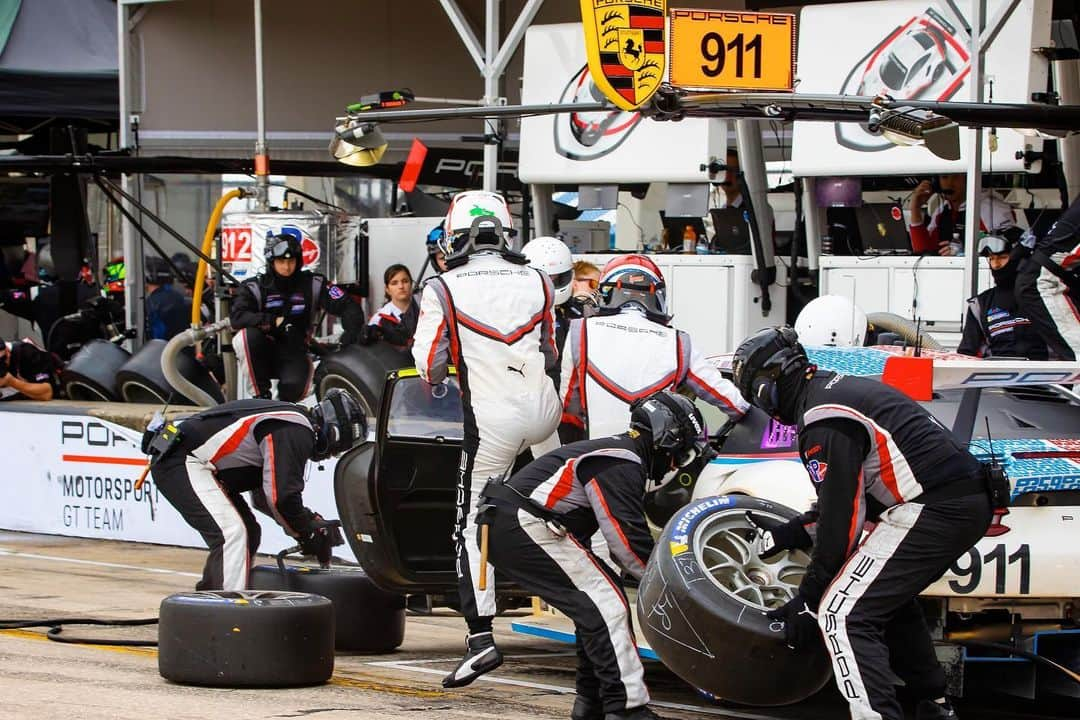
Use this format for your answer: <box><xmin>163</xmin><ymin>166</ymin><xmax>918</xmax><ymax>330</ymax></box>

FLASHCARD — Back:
<box><xmin>629</xmin><ymin>390</ymin><xmax>710</xmax><ymax>492</ymax></box>
<box><xmin>145</xmin><ymin>256</ymin><xmax>174</xmax><ymax>285</ymax></box>
<box><xmin>310</xmin><ymin>389</ymin><xmax>366</xmax><ymax>461</ymax></box>
<box><xmin>264</xmin><ymin>233</ymin><xmax>303</xmax><ymax>263</ymax></box>
<box><xmin>731</xmin><ymin>326</ymin><xmax>809</xmax><ymax>422</ymax></box>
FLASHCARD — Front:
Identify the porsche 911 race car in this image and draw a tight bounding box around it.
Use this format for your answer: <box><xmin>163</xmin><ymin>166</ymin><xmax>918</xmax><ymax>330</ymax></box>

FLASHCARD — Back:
<box><xmin>334</xmin><ymin>348</ymin><xmax>1080</xmax><ymax>705</ymax></box>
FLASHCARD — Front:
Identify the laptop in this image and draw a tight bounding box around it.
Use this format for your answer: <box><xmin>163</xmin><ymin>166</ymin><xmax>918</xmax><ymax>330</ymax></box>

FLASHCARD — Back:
<box><xmin>854</xmin><ymin>204</ymin><xmax>911</xmax><ymax>255</ymax></box>
<box><xmin>709</xmin><ymin>207</ymin><xmax>752</xmax><ymax>254</ymax></box>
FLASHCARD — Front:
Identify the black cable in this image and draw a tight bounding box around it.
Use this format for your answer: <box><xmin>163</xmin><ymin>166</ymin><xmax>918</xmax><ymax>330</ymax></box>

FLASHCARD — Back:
<box><xmin>946</xmin><ymin>639</ymin><xmax>1080</xmax><ymax>686</ymax></box>
<box><xmin>0</xmin><ymin>617</ymin><xmax>158</xmax><ymax>647</ymax></box>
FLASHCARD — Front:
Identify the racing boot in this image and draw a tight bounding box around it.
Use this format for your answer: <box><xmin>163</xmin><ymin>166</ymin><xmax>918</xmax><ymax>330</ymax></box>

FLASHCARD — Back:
<box><xmin>916</xmin><ymin>698</ymin><xmax>958</xmax><ymax>720</ymax></box>
<box><xmin>442</xmin><ymin>631</ymin><xmax>503</xmax><ymax>688</ymax></box>
<box><xmin>603</xmin><ymin>706</ymin><xmax>670</xmax><ymax>720</ymax></box>
<box><xmin>571</xmin><ymin>696</ymin><xmax>603</xmax><ymax>720</ymax></box>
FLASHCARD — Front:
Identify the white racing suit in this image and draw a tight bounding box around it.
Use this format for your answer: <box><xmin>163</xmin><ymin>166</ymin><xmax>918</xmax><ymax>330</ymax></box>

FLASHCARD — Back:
<box><xmin>412</xmin><ymin>251</ymin><xmax>562</xmax><ymax>624</ymax></box>
<box><xmin>559</xmin><ymin>307</ymin><xmax>749</xmax><ymax>438</ymax></box>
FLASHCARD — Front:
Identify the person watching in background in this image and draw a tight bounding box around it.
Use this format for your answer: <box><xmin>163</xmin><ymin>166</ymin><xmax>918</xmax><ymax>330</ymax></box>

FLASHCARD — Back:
<box><xmin>361</xmin><ymin>264</ymin><xmax>419</xmax><ymax>353</ymax></box>
<box><xmin>909</xmin><ymin>173</ymin><xmax>1015</xmax><ymax>256</ymax></box>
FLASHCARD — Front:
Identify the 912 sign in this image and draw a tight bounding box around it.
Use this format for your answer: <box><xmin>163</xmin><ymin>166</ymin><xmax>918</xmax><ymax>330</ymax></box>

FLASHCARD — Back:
<box><xmin>669</xmin><ymin>10</ymin><xmax>797</xmax><ymax>92</ymax></box>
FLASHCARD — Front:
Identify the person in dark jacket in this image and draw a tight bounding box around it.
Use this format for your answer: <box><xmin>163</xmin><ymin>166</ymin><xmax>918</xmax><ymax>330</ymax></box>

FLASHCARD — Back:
<box><xmin>230</xmin><ymin>233</ymin><xmax>355</xmax><ymax>400</ymax></box>
<box><xmin>1014</xmin><ymin>194</ymin><xmax>1080</xmax><ymax>360</ymax></box>
<box><xmin>481</xmin><ymin>390</ymin><xmax>710</xmax><ymax>720</ymax></box>
<box><xmin>0</xmin><ymin>335</ymin><xmax>61</xmax><ymax>401</ymax></box>
<box><xmin>732</xmin><ymin>327</ymin><xmax>994</xmax><ymax>720</ymax></box>
<box><xmin>360</xmin><ymin>264</ymin><xmax>420</xmax><ymax>352</ymax></box>
<box><xmin>146</xmin><ymin>389</ymin><xmax>364</xmax><ymax>590</ymax></box>
<box><xmin>957</xmin><ymin>229</ymin><xmax>1048</xmax><ymax>360</ymax></box>
<box><xmin>144</xmin><ymin>256</ymin><xmax>190</xmax><ymax>341</ymax></box>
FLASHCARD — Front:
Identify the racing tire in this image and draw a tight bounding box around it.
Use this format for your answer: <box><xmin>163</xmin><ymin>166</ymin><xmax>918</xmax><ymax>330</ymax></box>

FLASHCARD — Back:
<box><xmin>249</xmin><ymin>564</ymin><xmax>406</xmax><ymax>652</ymax></box>
<box><xmin>158</xmin><ymin>590</ymin><xmax>334</xmax><ymax>687</ymax></box>
<box><xmin>637</xmin><ymin>495</ymin><xmax>832</xmax><ymax>706</ymax></box>
<box><xmin>61</xmin><ymin>339</ymin><xmax>131</xmax><ymax>401</ymax></box>
<box><xmin>313</xmin><ymin>343</ymin><xmax>408</xmax><ymax>423</ymax></box>
<box><xmin>116</xmin><ymin>339</ymin><xmax>225</xmax><ymax>406</ymax></box>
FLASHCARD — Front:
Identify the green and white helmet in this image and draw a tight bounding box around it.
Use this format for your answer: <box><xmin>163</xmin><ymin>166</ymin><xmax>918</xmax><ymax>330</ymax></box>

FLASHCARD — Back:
<box><xmin>440</xmin><ymin>190</ymin><xmax>514</xmax><ymax>257</ymax></box>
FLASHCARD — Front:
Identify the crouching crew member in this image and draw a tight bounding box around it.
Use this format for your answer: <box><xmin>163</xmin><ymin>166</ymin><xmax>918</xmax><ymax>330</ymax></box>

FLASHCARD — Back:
<box><xmin>230</xmin><ymin>233</ymin><xmax>356</xmax><ymax>400</ymax></box>
<box><xmin>732</xmin><ymin>327</ymin><xmax>994</xmax><ymax>720</ymax></box>
<box><xmin>145</xmin><ymin>390</ymin><xmax>364</xmax><ymax>590</ymax></box>
<box><xmin>480</xmin><ymin>390</ymin><xmax>710</xmax><ymax>720</ymax></box>
<box><xmin>0</xmin><ymin>335</ymin><xmax>60</xmax><ymax>401</ymax></box>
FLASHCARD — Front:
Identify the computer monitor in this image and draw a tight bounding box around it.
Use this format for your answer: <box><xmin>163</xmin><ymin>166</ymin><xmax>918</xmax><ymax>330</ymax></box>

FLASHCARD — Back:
<box><xmin>815</xmin><ymin>177</ymin><xmax>862</xmax><ymax>208</ymax></box>
<box><xmin>578</xmin><ymin>185</ymin><xmax>618</xmax><ymax>210</ymax></box>
<box><xmin>665</xmin><ymin>184</ymin><xmax>709</xmax><ymax>217</ymax></box>
<box><xmin>854</xmin><ymin>204</ymin><xmax>911</xmax><ymax>255</ymax></box>
<box><xmin>709</xmin><ymin>207</ymin><xmax>752</xmax><ymax>254</ymax></box>
<box><xmin>559</xmin><ymin>220</ymin><xmax>611</xmax><ymax>253</ymax></box>
<box><xmin>660</xmin><ymin>214</ymin><xmax>707</xmax><ymax>247</ymax></box>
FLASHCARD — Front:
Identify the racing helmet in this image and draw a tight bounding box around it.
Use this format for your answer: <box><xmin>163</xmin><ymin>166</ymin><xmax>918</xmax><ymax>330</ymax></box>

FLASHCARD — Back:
<box><xmin>597</xmin><ymin>254</ymin><xmax>669</xmax><ymax>321</ymax></box>
<box><xmin>103</xmin><ymin>257</ymin><xmax>126</xmax><ymax>295</ymax></box>
<box><xmin>265</xmin><ymin>233</ymin><xmax>303</xmax><ymax>264</ymax></box>
<box><xmin>523</xmin><ymin>236</ymin><xmax>574</xmax><ymax>305</ymax></box>
<box><xmin>439</xmin><ymin>190</ymin><xmax>514</xmax><ymax>259</ymax></box>
<box><xmin>310</xmin><ymin>388</ymin><xmax>367</xmax><ymax>461</ymax></box>
<box><xmin>731</xmin><ymin>327</ymin><xmax>809</xmax><ymax>420</ymax></box>
<box><xmin>794</xmin><ymin>295</ymin><xmax>868</xmax><ymax>347</ymax></box>
<box><xmin>629</xmin><ymin>390</ymin><xmax>711</xmax><ymax>493</ymax></box>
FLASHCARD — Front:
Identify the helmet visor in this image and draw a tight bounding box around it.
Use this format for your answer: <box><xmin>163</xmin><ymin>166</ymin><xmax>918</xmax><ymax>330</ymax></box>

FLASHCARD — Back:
<box><xmin>268</xmin><ymin>239</ymin><xmax>300</xmax><ymax>259</ymax></box>
<box><xmin>550</xmin><ymin>268</ymin><xmax>574</xmax><ymax>289</ymax></box>
<box><xmin>977</xmin><ymin>235</ymin><xmax>1010</xmax><ymax>256</ymax></box>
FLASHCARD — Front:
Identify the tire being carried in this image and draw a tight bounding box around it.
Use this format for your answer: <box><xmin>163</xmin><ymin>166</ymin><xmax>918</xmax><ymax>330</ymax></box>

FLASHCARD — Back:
<box><xmin>313</xmin><ymin>343</ymin><xmax>409</xmax><ymax>424</ymax></box>
<box><xmin>249</xmin><ymin>563</ymin><xmax>406</xmax><ymax>652</ymax></box>
<box><xmin>637</xmin><ymin>494</ymin><xmax>832</xmax><ymax>706</ymax></box>
<box><xmin>158</xmin><ymin>590</ymin><xmax>334</xmax><ymax>687</ymax></box>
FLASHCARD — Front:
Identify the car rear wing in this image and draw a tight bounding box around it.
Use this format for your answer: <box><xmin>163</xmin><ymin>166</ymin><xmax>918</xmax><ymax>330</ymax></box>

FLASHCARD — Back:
<box><xmin>710</xmin><ymin>346</ymin><xmax>1080</xmax><ymax>399</ymax></box>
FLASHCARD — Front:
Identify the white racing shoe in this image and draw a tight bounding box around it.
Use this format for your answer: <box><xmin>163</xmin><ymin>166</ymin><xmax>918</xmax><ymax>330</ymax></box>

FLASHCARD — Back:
<box><xmin>442</xmin><ymin>631</ymin><xmax>504</xmax><ymax>688</ymax></box>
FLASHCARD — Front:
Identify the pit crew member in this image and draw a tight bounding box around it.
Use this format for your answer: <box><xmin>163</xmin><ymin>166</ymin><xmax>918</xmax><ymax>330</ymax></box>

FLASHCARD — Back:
<box><xmin>412</xmin><ymin>190</ymin><xmax>562</xmax><ymax>688</ymax></box>
<box><xmin>733</xmin><ymin>327</ymin><xmax>993</xmax><ymax>720</ymax></box>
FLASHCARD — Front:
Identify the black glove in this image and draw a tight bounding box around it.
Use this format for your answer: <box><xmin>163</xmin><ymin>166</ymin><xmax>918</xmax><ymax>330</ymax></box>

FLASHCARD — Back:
<box><xmin>298</xmin><ymin>515</ymin><xmax>344</xmax><ymax>567</ymax></box>
<box><xmin>767</xmin><ymin>595</ymin><xmax>821</xmax><ymax>652</ymax></box>
<box><xmin>746</xmin><ymin>512</ymin><xmax>812</xmax><ymax>559</ymax></box>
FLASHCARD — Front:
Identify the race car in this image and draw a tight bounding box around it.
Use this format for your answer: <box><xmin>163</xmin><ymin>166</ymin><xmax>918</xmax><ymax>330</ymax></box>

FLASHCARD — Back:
<box><xmin>333</xmin><ymin>347</ymin><xmax>1080</xmax><ymax>704</ymax></box>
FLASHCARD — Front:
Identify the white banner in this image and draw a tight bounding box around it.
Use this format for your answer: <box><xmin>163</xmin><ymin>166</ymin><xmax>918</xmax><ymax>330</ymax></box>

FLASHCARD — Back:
<box><xmin>519</xmin><ymin>23</ymin><xmax>727</xmax><ymax>184</ymax></box>
<box><xmin>220</xmin><ymin>212</ymin><xmax>330</xmax><ymax>282</ymax></box>
<box><xmin>791</xmin><ymin>0</ymin><xmax>1051</xmax><ymax>176</ymax></box>
<box><xmin>0</xmin><ymin>410</ymin><xmax>354</xmax><ymax>562</ymax></box>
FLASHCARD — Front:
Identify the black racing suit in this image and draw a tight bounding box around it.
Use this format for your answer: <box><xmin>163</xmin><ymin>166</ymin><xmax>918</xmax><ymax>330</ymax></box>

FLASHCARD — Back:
<box><xmin>1015</xmin><ymin>195</ymin><xmax>1080</xmax><ymax>360</ymax></box>
<box><xmin>486</xmin><ymin>436</ymin><xmax>653</xmax><ymax>714</ymax></box>
<box><xmin>957</xmin><ymin>284</ymin><xmax>1048</xmax><ymax>359</ymax></box>
<box><xmin>0</xmin><ymin>282</ymin><xmax>119</xmax><ymax>360</ymax></box>
<box><xmin>793</xmin><ymin>372</ymin><xmax>992</xmax><ymax>720</ymax></box>
<box><xmin>230</xmin><ymin>270</ymin><xmax>354</xmax><ymax>401</ymax></box>
<box><xmin>149</xmin><ymin>400</ymin><xmax>323</xmax><ymax>590</ymax></box>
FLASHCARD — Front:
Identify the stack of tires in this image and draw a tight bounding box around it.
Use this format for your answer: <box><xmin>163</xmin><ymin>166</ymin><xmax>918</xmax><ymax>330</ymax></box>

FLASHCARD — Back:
<box><xmin>62</xmin><ymin>339</ymin><xmax>223</xmax><ymax>405</ymax></box>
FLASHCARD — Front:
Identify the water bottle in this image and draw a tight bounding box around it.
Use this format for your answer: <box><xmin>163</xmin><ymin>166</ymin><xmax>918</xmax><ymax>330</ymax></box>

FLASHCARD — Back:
<box><xmin>682</xmin><ymin>225</ymin><xmax>695</xmax><ymax>254</ymax></box>
<box><xmin>695</xmin><ymin>236</ymin><xmax>709</xmax><ymax>254</ymax></box>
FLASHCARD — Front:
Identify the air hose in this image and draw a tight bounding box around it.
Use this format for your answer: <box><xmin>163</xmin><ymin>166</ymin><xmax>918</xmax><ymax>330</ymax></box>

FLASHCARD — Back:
<box><xmin>0</xmin><ymin>617</ymin><xmax>158</xmax><ymax>647</ymax></box>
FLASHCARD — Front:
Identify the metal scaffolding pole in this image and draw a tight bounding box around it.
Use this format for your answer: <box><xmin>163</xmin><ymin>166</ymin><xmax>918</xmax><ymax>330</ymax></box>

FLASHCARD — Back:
<box><xmin>117</xmin><ymin>2</ymin><xmax>144</xmax><ymax>350</ymax></box>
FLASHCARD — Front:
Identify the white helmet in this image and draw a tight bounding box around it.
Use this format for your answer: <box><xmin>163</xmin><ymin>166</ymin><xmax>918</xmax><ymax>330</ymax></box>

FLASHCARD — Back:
<box><xmin>440</xmin><ymin>190</ymin><xmax>514</xmax><ymax>257</ymax></box>
<box><xmin>794</xmin><ymin>295</ymin><xmax>868</xmax><ymax>347</ymax></box>
<box><xmin>523</xmin><ymin>236</ymin><xmax>574</xmax><ymax>305</ymax></box>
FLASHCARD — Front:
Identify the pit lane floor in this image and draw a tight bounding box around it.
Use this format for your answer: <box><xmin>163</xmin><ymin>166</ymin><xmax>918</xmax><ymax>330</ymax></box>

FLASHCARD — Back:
<box><xmin>0</xmin><ymin>531</ymin><xmax>1073</xmax><ymax>720</ymax></box>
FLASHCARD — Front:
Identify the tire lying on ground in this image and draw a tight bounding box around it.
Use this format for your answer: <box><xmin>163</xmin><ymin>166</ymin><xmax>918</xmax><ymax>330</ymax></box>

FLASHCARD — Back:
<box><xmin>61</xmin><ymin>339</ymin><xmax>131</xmax><ymax>401</ymax></box>
<box><xmin>249</xmin><ymin>564</ymin><xmax>406</xmax><ymax>652</ymax></box>
<box><xmin>158</xmin><ymin>590</ymin><xmax>334</xmax><ymax>687</ymax></box>
<box><xmin>116</xmin><ymin>339</ymin><xmax>225</xmax><ymax>405</ymax></box>
<box><xmin>637</xmin><ymin>494</ymin><xmax>832</xmax><ymax>706</ymax></box>
<box><xmin>313</xmin><ymin>343</ymin><xmax>409</xmax><ymax>422</ymax></box>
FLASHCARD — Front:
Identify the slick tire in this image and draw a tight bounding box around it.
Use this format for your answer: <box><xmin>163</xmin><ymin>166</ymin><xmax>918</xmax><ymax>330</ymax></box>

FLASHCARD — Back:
<box><xmin>116</xmin><ymin>340</ymin><xmax>225</xmax><ymax>405</ymax></box>
<box><xmin>637</xmin><ymin>495</ymin><xmax>832</xmax><ymax>706</ymax></box>
<box><xmin>61</xmin><ymin>339</ymin><xmax>131</xmax><ymax>401</ymax></box>
<box><xmin>313</xmin><ymin>343</ymin><xmax>407</xmax><ymax>423</ymax></box>
<box><xmin>249</xmin><ymin>564</ymin><xmax>406</xmax><ymax>652</ymax></box>
<box><xmin>158</xmin><ymin>590</ymin><xmax>334</xmax><ymax>687</ymax></box>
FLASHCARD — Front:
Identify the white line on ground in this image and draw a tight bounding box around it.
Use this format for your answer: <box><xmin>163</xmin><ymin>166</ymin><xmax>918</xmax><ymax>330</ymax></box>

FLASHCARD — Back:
<box><xmin>0</xmin><ymin>549</ymin><xmax>201</xmax><ymax>578</ymax></box>
<box><xmin>366</xmin><ymin>659</ymin><xmax>777</xmax><ymax>720</ymax></box>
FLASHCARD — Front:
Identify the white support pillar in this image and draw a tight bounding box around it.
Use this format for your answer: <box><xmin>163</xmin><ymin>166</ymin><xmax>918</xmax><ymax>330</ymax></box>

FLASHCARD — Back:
<box><xmin>117</xmin><ymin>2</ymin><xmax>143</xmax><ymax>349</ymax></box>
<box><xmin>1058</xmin><ymin>59</ymin><xmax>1080</xmax><ymax>202</ymax></box>
<box><xmin>962</xmin><ymin>0</ymin><xmax>985</xmax><ymax>301</ymax></box>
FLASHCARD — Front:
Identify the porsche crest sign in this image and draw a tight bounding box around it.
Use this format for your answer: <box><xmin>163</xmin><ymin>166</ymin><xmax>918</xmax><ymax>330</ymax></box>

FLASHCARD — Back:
<box><xmin>580</xmin><ymin>0</ymin><xmax>666</xmax><ymax>111</ymax></box>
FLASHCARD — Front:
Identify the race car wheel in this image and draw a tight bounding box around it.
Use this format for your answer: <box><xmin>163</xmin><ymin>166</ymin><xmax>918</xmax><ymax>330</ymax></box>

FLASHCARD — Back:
<box><xmin>249</xmin><ymin>564</ymin><xmax>406</xmax><ymax>652</ymax></box>
<box><xmin>116</xmin><ymin>340</ymin><xmax>225</xmax><ymax>405</ymax></box>
<box><xmin>158</xmin><ymin>590</ymin><xmax>334</xmax><ymax>687</ymax></box>
<box><xmin>637</xmin><ymin>495</ymin><xmax>832</xmax><ymax>706</ymax></box>
<box><xmin>313</xmin><ymin>343</ymin><xmax>408</xmax><ymax>425</ymax></box>
<box><xmin>61</xmin><ymin>339</ymin><xmax>130</xmax><ymax>401</ymax></box>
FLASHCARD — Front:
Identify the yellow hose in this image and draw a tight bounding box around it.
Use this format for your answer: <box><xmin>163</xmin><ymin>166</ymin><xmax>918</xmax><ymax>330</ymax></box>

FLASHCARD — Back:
<box><xmin>192</xmin><ymin>188</ymin><xmax>245</xmax><ymax>327</ymax></box>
